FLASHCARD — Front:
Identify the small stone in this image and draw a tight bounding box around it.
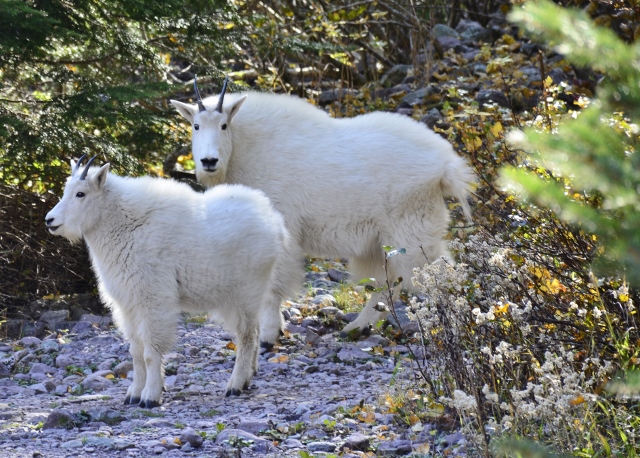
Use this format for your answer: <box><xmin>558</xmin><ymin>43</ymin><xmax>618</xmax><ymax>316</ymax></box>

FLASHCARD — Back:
<box><xmin>43</xmin><ymin>409</ymin><xmax>78</xmax><ymax>430</ymax></box>
<box><xmin>179</xmin><ymin>427</ymin><xmax>204</xmax><ymax>448</ymax></box>
<box><xmin>402</xmin><ymin>86</ymin><xmax>438</xmax><ymax>106</ymax></box>
<box><xmin>282</xmin><ymin>438</ymin><xmax>304</xmax><ymax>449</ymax></box>
<box><xmin>55</xmin><ymin>354</ymin><xmax>74</xmax><ymax>369</ymax></box>
<box><xmin>475</xmin><ymin>89</ymin><xmax>510</xmax><ymax>108</ymax></box>
<box><xmin>305</xmin><ymin>329</ymin><xmax>322</xmax><ymax>346</ymax></box>
<box><xmin>215</xmin><ymin>428</ymin><xmax>266</xmax><ymax>445</ymax></box>
<box><xmin>327</xmin><ymin>268</ymin><xmax>350</xmax><ymax>283</ymax></box>
<box><xmin>40</xmin><ymin>340</ymin><xmax>61</xmax><ymax>353</ymax></box>
<box><xmin>307</xmin><ymin>441</ymin><xmax>336</xmax><ymax>452</ymax></box>
<box><xmin>29</xmin><ymin>363</ymin><xmax>56</xmax><ymax>375</ymax></box>
<box><xmin>381</xmin><ymin>64</ymin><xmax>413</xmax><ymax>87</ymax></box>
<box><xmin>60</xmin><ymin>439</ymin><xmax>83</xmax><ymax>449</ymax></box>
<box><xmin>40</xmin><ymin>310</ymin><xmax>69</xmax><ymax>331</ymax></box>
<box><xmin>113</xmin><ymin>361</ymin><xmax>133</xmax><ymax>377</ymax></box>
<box><xmin>19</xmin><ymin>336</ymin><xmax>42</xmax><ymax>347</ymax></box>
<box><xmin>376</xmin><ymin>440</ymin><xmax>413</xmax><ymax>456</ymax></box>
<box><xmin>237</xmin><ymin>419</ymin><xmax>270</xmax><ymax>435</ymax></box>
<box><xmin>432</xmin><ymin>24</ymin><xmax>460</xmax><ymax>39</ymax></box>
<box><xmin>342</xmin><ymin>432</ymin><xmax>370</xmax><ymax>451</ymax></box>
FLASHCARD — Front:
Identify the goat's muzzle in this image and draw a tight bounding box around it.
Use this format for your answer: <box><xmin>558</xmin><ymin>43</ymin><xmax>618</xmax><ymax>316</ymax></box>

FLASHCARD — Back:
<box><xmin>45</xmin><ymin>217</ymin><xmax>60</xmax><ymax>233</ymax></box>
<box><xmin>200</xmin><ymin>157</ymin><xmax>219</xmax><ymax>172</ymax></box>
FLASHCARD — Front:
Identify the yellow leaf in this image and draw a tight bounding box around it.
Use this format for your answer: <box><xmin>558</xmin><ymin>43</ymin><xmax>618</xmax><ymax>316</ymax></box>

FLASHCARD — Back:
<box><xmin>490</xmin><ymin>122</ymin><xmax>503</xmax><ymax>137</ymax></box>
<box><xmin>619</xmin><ymin>293</ymin><xmax>629</xmax><ymax>302</ymax></box>
<box><xmin>105</xmin><ymin>373</ymin><xmax>115</xmax><ymax>379</ymax></box>
<box><xmin>226</xmin><ymin>341</ymin><xmax>236</xmax><ymax>351</ymax></box>
<box><xmin>501</xmin><ymin>34</ymin><xmax>516</xmax><ymax>45</ymax></box>
<box><xmin>569</xmin><ymin>395</ymin><xmax>585</xmax><ymax>406</ymax></box>
<box><xmin>408</xmin><ymin>414</ymin><xmax>420</xmax><ymax>425</ymax></box>
<box><xmin>544</xmin><ymin>75</ymin><xmax>553</xmax><ymax>88</ymax></box>
<box><xmin>173</xmin><ymin>437</ymin><xmax>182</xmax><ymax>445</ymax></box>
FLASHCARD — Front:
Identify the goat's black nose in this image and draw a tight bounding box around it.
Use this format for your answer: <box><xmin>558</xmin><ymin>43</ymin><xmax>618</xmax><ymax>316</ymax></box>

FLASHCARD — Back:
<box><xmin>45</xmin><ymin>217</ymin><xmax>54</xmax><ymax>225</ymax></box>
<box><xmin>201</xmin><ymin>158</ymin><xmax>218</xmax><ymax>167</ymax></box>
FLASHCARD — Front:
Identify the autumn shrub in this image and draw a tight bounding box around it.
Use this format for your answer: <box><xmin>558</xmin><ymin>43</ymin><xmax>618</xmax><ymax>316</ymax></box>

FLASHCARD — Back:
<box><xmin>396</xmin><ymin>1</ymin><xmax>640</xmax><ymax>456</ymax></box>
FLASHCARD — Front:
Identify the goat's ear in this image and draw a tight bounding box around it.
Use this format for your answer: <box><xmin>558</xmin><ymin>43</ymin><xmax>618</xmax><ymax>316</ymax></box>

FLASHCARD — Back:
<box><xmin>226</xmin><ymin>95</ymin><xmax>247</xmax><ymax>124</ymax></box>
<box><xmin>171</xmin><ymin>100</ymin><xmax>197</xmax><ymax>124</ymax></box>
<box><xmin>70</xmin><ymin>159</ymin><xmax>77</xmax><ymax>174</ymax></box>
<box><xmin>92</xmin><ymin>163</ymin><xmax>110</xmax><ymax>190</ymax></box>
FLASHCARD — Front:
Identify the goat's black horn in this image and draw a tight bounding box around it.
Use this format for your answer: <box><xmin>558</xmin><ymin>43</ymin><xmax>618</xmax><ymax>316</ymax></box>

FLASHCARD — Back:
<box><xmin>79</xmin><ymin>156</ymin><xmax>98</xmax><ymax>180</ymax></box>
<box><xmin>73</xmin><ymin>154</ymin><xmax>88</xmax><ymax>175</ymax></box>
<box><xmin>194</xmin><ymin>75</ymin><xmax>206</xmax><ymax>113</ymax></box>
<box><xmin>215</xmin><ymin>76</ymin><xmax>229</xmax><ymax>113</ymax></box>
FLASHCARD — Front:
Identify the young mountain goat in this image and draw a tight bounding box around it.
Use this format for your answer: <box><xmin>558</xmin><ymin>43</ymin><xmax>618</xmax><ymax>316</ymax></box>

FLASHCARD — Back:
<box><xmin>171</xmin><ymin>78</ymin><xmax>475</xmax><ymax>337</ymax></box>
<box><xmin>45</xmin><ymin>155</ymin><xmax>289</xmax><ymax>407</ymax></box>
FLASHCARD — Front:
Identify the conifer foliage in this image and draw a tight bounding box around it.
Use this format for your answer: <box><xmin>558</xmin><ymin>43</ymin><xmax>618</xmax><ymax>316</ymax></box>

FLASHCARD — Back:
<box><xmin>503</xmin><ymin>0</ymin><xmax>640</xmax><ymax>285</ymax></box>
<box><xmin>0</xmin><ymin>0</ymin><xmax>237</xmax><ymax>194</ymax></box>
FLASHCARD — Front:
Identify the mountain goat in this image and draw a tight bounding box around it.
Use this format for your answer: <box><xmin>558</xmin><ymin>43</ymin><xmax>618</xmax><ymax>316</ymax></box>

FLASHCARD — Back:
<box><xmin>45</xmin><ymin>155</ymin><xmax>289</xmax><ymax>407</ymax></box>
<box><xmin>171</xmin><ymin>78</ymin><xmax>475</xmax><ymax>336</ymax></box>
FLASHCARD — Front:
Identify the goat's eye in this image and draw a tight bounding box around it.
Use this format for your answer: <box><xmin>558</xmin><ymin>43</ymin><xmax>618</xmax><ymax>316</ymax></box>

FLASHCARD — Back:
<box><xmin>194</xmin><ymin>124</ymin><xmax>200</xmax><ymax>131</ymax></box>
<box><xmin>221</xmin><ymin>123</ymin><xmax>227</xmax><ymax>130</ymax></box>
<box><xmin>76</xmin><ymin>192</ymin><xmax>85</xmax><ymax>198</ymax></box>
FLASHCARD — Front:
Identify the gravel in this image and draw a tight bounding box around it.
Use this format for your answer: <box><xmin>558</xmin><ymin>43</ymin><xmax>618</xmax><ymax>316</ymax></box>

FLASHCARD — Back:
<box><xmin>0</xmin><ymin>261</ymin><xmax>469</xmax><ymax>457</ymax></box>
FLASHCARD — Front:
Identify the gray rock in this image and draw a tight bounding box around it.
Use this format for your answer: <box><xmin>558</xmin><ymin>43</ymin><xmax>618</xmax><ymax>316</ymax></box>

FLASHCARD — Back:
<box><xmin>40</xmin><ymin>340</ymin><xmax>61</xmax><ymax>353</ymax></box>
<box><xmin>381</xmin><ymin>65</ymin><xmax>412</xmax><ymax>87</ymax></box>
<box><xmin>55</xmin><ymin>354</ymin><xmax>74</xmax><ymax>369</ymax></box>
<box><xmin>19</xmin><ymin>336</ymin><xmax>42</xmax><ymax>347</ymax></box>
<box><xmin>282</xmin><ymin>438</ymin><xmax>304</xmax><ymax>448</ymax></box>
<box><xmin>443</xmin><ymin>431</ymin><xmax>465</xmax><ymax>444</ymax></box>
<box><xmin>308</xmin><ymin>441</ymin><xmax>337</xmax><ymax>452</ymax></box>
<box><xmin>336</xmin><ymin>347</ymin><xmax>372</xmax><ymax>362</ymax></box>
<box><xmin>113</xmin><ymin>361</ymin><xmax>132</xmax><ymax>377</ymax></box>
<box><xmin>420</xmin><ymin>108</ymin><xmax>444</xmax><ymax>129</ymax></box>
<box><xmin>60</xmin><ymin>439</ymin><xmax>83</xmax><ymax>448</ymax></box>
<box><xmin>215</xmin><ymin>428</ymin><xmax>266</xmax><ymax>444</ymax></box>
<box><xmin>342</xmin><ymin>432</ymin><xmax>370</xmax><ymax>451</ymax></box>
<box><xmin>83</xmin><ymin>435</ymin><xmax>115</xmax><ymax>448</ymax></box>
<box><xmin>237</xmin><ymin>418</ymin><xmax>270</xmax><ymax>435</ymax></box>
<box><xmin>436</xmin><ymin>36</ymin><xmax>462</xmax><ymax>52</ymax></box>
<box><xmin>476</xmin><ymin>89</ymin><xmax>510</xmax><ymax>108</ymax></box>
<box><xmin>43</xmin><ymin>409</ymin><xmax>78</xmax><ymax>430</ymax></box>
<box><xmin>319</xmin><ymin>88</ymin><xmax>360</xmax><ymax>104</ymax></box>
<box><xmin>376</xmin><ymin>439</ymin><xmax>413</xmax><ymax>456</ymax></box>
<box><xmin>29</xmin><ymin>363</ymin><xmax>56</xmax><ymax>375</ymax></box>
<box><xmin>520</xmin><ymin>65</ymin><xmax>542</xmax><ymax>82</ymax></box>
<box><xmin>79</xmin><ymin>313</ymin><xmax>112</xmax><ymax>327</ymax></box>
<box><xmin>327</xmin><ymin>268</ymin><xmax>350</xmax><ymax>283</ymax></box>
<box><xmin>40</xmin><ymin>310</ymin><xmax>69</xmax><ymax>331</ymax></box>
<box><xmin>179</xmin><ymin>427</ymin><xmax>204</xmax><ymax>448</ymax></box>
<box><xmin>305</xmin><ymin>329</ymin><xmax>322</xmax><ymax>346</ymax></box>
<box><xmin>461</xmin><ymin>26</ymin><xmax>492</xmax><ymax>42</ymax></box>
<box><xmin>81</xmin><ymin>375</ymin><xmax>114</xmax><ymax>392</ymax></box>
<box><xmin>432</xmin><ymin>24</ymin><xmax>459</xmax><ymax>39</ymax></box>
<box><xmin>402</xmin><ymin>86</ymin><xmax>438</xmax><ymax>106</ymax></box>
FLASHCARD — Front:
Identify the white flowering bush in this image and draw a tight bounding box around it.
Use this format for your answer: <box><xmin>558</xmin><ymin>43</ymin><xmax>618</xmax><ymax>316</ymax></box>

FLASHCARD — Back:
<box><xmin>407</xmin><ymin>233</ymin><xmax>639</xmax><ymax>454</ymax></box>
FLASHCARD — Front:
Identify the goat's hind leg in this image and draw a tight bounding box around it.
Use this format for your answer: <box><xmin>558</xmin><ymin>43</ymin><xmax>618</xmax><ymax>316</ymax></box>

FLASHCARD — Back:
<box><xmin>124</xmin><ymin>335</ymin><xmax>146</xmax><ymax>405</ymax></box>
<box><xmin>226</xmin><ymin>316</ymin><xmax>260</xmax><ymax>397</ymax></box>
<box><xmin>259</xmin><ymin>244</ymin><xmax>304</xmax><ymax>351</ymax></box>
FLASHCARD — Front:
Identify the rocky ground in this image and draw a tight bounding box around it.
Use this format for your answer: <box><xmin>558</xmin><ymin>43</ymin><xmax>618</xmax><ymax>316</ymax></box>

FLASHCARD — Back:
<box><xmin>0</xmin><ymin>261</ymin><xmax>470</xmax><ymax>458</ymax></box>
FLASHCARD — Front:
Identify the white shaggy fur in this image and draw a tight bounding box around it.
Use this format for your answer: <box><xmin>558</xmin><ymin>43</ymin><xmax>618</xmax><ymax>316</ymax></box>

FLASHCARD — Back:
<box><xmin>45</xmin><ymin>159</ymin><xmax>289</xmax><ymax>406</ymax></box>
<box><xmin>171</xmin><ymin>90</ymin><xmax>475</xmax><ymax>335</ymax></box>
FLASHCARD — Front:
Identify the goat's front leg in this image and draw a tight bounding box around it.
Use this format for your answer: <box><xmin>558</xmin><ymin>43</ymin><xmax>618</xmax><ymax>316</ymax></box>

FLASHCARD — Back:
<box><xmin>226</xmin><ymin>318</ymin><xmax>260</xmax><ymax>396</ymax></box>
<box><xmin>124</xmin><ymin>336</ymin><xmax>146</xmax><ymax>405</ymax></box>
<box><xmin>132</xmin><ymin>306</ymin><xmax>179</xmax><ymax>408</ymax></box>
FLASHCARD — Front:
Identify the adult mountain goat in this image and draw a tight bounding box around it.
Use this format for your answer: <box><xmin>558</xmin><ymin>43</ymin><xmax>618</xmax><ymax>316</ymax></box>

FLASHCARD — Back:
<box><xmin>45</xmin><ymin>155</ymin><xmax>289</xmax><ymax>407</ymax></box>
<box><xmin>171</xmin><ymin>78</ymin><xmax>475</xmax><ymax>336</ymax></box>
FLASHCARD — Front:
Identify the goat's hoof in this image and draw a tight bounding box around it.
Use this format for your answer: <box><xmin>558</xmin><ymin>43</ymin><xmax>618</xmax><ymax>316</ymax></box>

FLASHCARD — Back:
<box><xmin>260</xmin><ymin>341</ymin><xmax>275</xmax><ymax>352</ymax></box>
<box><xmin>139</xmin><ymin>399</ymin><xmax>161</xmax><ymax>409</ymax></box>
<box><xmin>340</xmin><ymin>326</ymin><xmax>369</xmax><ymax>340</ymax></box>
<box><xmin>225</xmin><ymin>388</ymin><xmax>242</xmax><ymax>397</ymax></box>
<box><xmin>124</xmin><ymin>396</ymin><xmax>140</xmax><ymax>405</ymax></box>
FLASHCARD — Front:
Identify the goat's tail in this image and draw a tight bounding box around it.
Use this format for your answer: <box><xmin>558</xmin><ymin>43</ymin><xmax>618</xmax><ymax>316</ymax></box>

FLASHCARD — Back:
<box><xmin>441</xmin><ymin>156</ymin><xmax>475</xmax><ymax>222</ymax></box>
